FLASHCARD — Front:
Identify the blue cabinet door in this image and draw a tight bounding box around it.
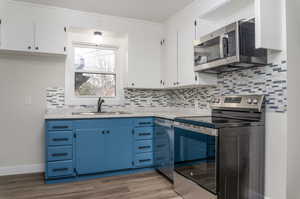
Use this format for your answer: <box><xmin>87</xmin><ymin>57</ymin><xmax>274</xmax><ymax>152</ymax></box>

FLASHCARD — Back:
<box><xmin>105</xmin><ymin>127</ymin><xmax>133</xmax><ymax>171</ymax></box>
<box><xmin>76</xmin><ymin>129</ymin><xmax>106</xmax><ymax>175</ymax></box>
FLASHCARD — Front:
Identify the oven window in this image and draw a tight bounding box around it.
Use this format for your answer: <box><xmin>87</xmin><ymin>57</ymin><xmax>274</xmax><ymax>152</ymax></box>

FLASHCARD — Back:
<box><xmin>174</xmin><ymin>128</ymin><xmax>217</xmax><ymax>194</ymax></box>
<box><xmin>194</xmin><ymin>37</ymin><xmax>221</xmax><ymax>66</ymax></box>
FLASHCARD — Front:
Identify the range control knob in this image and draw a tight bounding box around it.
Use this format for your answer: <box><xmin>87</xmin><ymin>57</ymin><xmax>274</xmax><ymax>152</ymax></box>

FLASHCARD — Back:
<box><xmin>253</xmin><ymin>99</ymin><xmax>259</xmax><ymax>104</ymax></box>
<box><xmin>216</xmin><ymin>98</ymin><xmax>221</xmax><ymax>103</ymax></box>
<box><xmin>247</xmin><ymin>98</ymin><xmax>253</xmax><ymax>104</ymax></box>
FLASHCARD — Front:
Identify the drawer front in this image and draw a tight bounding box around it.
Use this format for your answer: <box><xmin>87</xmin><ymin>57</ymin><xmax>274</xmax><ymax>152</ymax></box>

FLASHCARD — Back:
<box><xmin>48</xmin><ymin>146</ymin><xmax>72</xmax><ymax>162</ymax></box>
<box><xmin>154</xmin><ymin>138</ymin><xmax>170</xmax><ymax>152</ymax></box>
<box><xmin>134</xmin><ymin>127</ymin><xmax>153</xmax><ymax>140</ymax></box>
<box><xmin>74</xmin><ymin>118</ymin><xmax>133</xmax><ymax>129</ymax></box>
<box><xmin>48</xmin><ymin>131</ymin><xmax>73</xmax><ymax>146</ymax></box>
<box><xmin>134</xmin><ymin>153</ymin><xmax>153</xmax><ymax>168</ymax></box>
<box><xmin>134</xmin><ymin>118</ymin><xmax>154</xmax><ymax>127</ymax></box>
<box><xmin>135</xmin><ymin>140</ymin><xmax>153</xmax><ymax>154</ymax></box>
<box><xmin>47</xmin><ymin>121</ymin><xmax>73</xmax><ymax>131</ymax></box>
<box><xmin>47</xmin><ymin>160</ymin><xmax>74</xmax><ymax>178</ymax></box>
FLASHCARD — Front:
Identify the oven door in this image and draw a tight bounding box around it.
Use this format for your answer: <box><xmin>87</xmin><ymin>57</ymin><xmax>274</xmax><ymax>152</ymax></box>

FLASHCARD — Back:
<box><xmin>174</xmin><ymin>122</ymin><xmax>218</xmax><ymax>199</ymax></box>
<box><xmin>194</xmin><ymin>36</ymin><xmax>224</xmax><ymax>66</ymax></box>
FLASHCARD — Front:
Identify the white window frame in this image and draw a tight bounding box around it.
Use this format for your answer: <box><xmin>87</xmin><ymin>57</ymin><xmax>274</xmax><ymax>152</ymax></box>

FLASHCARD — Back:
<box><xmin>65</xmin><ymin>42</ymin><xmax>123</xmax><ymax>106</ymax></box>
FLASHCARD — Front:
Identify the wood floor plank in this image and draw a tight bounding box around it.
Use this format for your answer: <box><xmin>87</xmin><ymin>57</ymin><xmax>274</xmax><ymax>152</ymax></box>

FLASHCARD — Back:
<box><xmin>0</xmin><ymin>171</ymin><xmax>182</xmax><ymax>199</ymax></box>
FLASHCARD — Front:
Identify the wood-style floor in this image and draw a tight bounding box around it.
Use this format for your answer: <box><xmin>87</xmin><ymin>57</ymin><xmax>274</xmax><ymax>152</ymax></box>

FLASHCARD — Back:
<box><xmin>0</xmin><ymin>171</ymin><xmax>182</xmax><ymax>199</ymax></box>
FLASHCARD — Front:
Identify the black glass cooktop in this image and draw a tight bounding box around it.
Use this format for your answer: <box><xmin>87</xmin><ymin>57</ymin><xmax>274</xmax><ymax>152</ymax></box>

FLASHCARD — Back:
<box><xmin>175</xmin><ymin>116</ymin><xmax>256</xmax><ymax>128</ymax></box>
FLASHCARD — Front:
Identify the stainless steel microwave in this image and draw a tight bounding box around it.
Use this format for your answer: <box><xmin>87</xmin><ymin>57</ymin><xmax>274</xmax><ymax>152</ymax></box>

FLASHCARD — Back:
<box><xmin>194</xmin><ymin>19</ymin><xmax>268</xmax><ymax>74</ymax></box>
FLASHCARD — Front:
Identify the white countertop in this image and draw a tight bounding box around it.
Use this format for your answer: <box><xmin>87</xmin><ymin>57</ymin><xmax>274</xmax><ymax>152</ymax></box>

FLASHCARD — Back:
<box><xmin>45</xmin><ymin>110</ymin><xmax>211</xmax><ymax>120</ymax></box>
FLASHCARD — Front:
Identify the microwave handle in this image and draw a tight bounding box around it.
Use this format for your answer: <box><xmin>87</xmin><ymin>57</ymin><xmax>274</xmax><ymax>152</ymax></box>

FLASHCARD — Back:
<box><xmin>220</xmin><ymin>34</ymin><xmax>229</xmax><ymax>58</ymax></box>
<box><xmin>223</xmin><ymin>35</ymin><xmax>229</xmax><ymax>57</ymax></box>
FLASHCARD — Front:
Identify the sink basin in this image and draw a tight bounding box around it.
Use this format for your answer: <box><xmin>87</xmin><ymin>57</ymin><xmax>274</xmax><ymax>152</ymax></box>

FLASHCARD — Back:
<box><xmin>72</xmin><ymin>111</ymin><xmax>131</xmax><ymax>115</ymax></box>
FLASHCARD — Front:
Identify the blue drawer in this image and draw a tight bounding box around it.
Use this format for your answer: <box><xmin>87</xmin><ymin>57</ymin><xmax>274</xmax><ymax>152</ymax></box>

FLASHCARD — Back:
<box><xmin>135</xmin><ymin>140</ymin><xmax>153</xmax><ymax>153</ymax></box>
<box><xmin>47</xmin><ymin>121</ymin><xmax>73</xmax><ymax>131</ymax></box>
<box><xmin>74</xmin><ymin>118</ymin><xmax>133</xmax><ymax>129</ymax></box>
<box><xmin>134</xmin><ymin>118</ymin><xmax>154</xmax><ymax>127</ymax></box>
<box><xmin>134</xmin><ymin>153</ymin><xmax>153</xmax><ymax>168</ymax></box>
<box><xmin>47</xmin><ymin>146</ymin><xmax>72</xmax><ymax>162</ymax></box>
<box><xmin>47</xmin><ymin>160</ymin><xmax>74</xmax><ymax>178</ymax></box>
<box><xmin>48</xmin><ymin>131</ymin><xmax>73</xmax><ymax>146</ymax></box>
<box><xmin>134</xmin><ymin>127</ymin><xmax>153</xmax><ymax>140</ymax></box>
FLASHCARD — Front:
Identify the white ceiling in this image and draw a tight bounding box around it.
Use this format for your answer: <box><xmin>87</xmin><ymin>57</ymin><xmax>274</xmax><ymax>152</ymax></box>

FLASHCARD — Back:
<box><xmin>13</xmin><ymin>0</ymin><xmax>195</xmax><ymax>22</ymax></box>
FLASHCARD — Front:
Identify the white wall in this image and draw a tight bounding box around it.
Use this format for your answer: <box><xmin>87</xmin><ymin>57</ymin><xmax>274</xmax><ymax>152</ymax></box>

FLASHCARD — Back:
<box><xmin>0</xmin><ymin>54</ymin><xmax>65</xmax><ymax>171</ymax></box>
<box><xmin>286</xmin><ymin>0</ymin><xmax>300</xmax><ymax>198</ymax></box>
<box><xmin>163</xmin><ymin>0</ymin><xmax>287</xmax><ymax>199</ymax></box>
<box><xmin>0</xmin><ymin>0</ymin><xmax>163</xmax><ymax>173</ymax></box>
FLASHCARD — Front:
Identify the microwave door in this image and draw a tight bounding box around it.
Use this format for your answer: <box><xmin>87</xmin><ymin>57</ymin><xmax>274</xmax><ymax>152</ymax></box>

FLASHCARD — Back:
<box><xmin>194</xmin><ymin>37</ymin><xmax>222</xmax><ymax>66</ymax></box>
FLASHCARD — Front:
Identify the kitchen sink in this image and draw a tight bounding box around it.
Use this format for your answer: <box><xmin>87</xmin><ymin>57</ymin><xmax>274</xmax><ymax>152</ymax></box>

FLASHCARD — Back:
<box><xmin>72</xmin><ymin>111</ymin><xmax>131</xmax><ymax>115</ymax></box>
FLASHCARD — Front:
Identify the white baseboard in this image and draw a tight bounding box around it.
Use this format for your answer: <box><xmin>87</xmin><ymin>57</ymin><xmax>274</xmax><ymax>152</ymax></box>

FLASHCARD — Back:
<box><xmin>0</xmin><ymin>164</ymin><xmax>45</xmax><ymax>176</ymax></box>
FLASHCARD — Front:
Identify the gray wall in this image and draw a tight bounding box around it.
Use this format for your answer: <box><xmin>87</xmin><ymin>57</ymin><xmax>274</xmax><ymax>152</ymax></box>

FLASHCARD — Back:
<box><xmin>286</xmin><ymin>1</ymin><xmax>300</xmax><ymax>198</ymax></box>
<box><xmin>0</xmin><ymin>54</ymin><xmax>65</xmax><ymax>167</ymax></box>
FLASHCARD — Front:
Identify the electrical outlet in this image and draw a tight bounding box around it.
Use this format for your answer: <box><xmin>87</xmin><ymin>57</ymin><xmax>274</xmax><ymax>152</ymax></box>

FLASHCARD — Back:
<box><xmin>25</xmin><ymin>96</ymin><xmax>32</xmax><ymax>105</ymax></box>
<box><xmin>194</xmin><ymin>101</ymin><xmax>199</xmax><ymax>110</ymax></box>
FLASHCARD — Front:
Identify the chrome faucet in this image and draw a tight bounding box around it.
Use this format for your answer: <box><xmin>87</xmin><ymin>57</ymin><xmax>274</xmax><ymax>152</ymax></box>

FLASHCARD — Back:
<box><xmin>97</xmin><ymin>97</ymin><xmax>105</xmax><ymax>113</ymax></box>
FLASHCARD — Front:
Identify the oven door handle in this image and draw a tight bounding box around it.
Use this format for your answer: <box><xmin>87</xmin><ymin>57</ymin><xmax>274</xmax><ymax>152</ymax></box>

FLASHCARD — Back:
<box><xmin>174</xmin><ymin>122</ymin><xmax>218</xmax><ymax>137</ymax></box>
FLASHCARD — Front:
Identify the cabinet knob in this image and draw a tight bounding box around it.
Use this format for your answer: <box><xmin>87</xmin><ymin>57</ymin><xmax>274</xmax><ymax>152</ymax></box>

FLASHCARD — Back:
<box><xmin>131</xmin><ymin>83</ymin><xmax>135</xmax><ymax>86</ymax></box>
<box><xmin>106</xmin><ymin>130</ymin><xmax>110</xmax><ymax>134</ymax></box>
<box><xmin>35</xmin><ymin>47</ymin><xmax>39</xmax><ymax>50</ymax></box>
<box><xmin>28</xmin><ymin>46</ymin><xmax>31</xmax><ymax>50</ymax></box>
<box><xmin>101</xmin><ymin>130</ymin><xmax>105</xmax><ymax>134</ymax></box>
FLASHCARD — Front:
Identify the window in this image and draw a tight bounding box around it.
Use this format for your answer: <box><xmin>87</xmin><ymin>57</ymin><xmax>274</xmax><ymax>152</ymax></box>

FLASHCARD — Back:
<box><xmin>65</xmin><ymin>42</ymin><xmax>122</xmax><ymax>105</ymax></box>
<box><xmin>74</xmin><ymin>46</ymin><xmax>117</xmax><ymax>97</ymax></box>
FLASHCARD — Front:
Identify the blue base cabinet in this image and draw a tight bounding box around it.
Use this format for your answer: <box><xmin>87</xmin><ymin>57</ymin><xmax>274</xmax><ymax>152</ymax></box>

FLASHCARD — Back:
<box><xmin>105</xmin><ymin>127</ymin><xmax>133</xmax><ymax>171</ymax></box>
<box><xmin>75</xmin><ymin>128</ymin><xmax>106</xmax><ymax>175</ymax></box>
<box><xmin>45</xmin><ymin>117</ymin><xmax>155</xmax><ymax>183</ymax></box>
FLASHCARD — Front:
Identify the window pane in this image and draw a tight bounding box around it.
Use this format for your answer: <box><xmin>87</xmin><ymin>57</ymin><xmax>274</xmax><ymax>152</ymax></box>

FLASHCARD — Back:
<box><xmin>75</xmin><ymin>72</ymin><xmax>116</xmax><ymax>97</ymax></box>
<box><xmin>74</xmin><ymin>47</ymin><xmax>115</xmax><ymax>72</ymax></box>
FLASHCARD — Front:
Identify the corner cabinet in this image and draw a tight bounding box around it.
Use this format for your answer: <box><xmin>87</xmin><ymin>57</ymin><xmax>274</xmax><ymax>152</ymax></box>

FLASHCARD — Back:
<box><xmin>0</xmin><ymin>16</ymin><xmax>67</xmax><ymax>55</ymax></box>
<box><xmin>162</xmin><ymin>20</ymin><xmax>217</xmax><ymax>88</ymax></box>
<box><xmin>45</xmin><ymin>117</ymin><xmax>155</xmax><ymax>183</ymax></box>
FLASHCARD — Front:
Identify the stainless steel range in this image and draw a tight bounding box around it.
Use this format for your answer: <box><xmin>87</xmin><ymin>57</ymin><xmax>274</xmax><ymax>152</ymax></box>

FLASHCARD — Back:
<box><xmin>174</xmin><ymin>95</ymin><xmax>265</xmax><ymax>199</ymax></box>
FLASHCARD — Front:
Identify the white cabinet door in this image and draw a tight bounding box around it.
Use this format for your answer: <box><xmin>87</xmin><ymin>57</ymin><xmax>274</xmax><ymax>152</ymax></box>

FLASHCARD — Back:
<box><xmin>35</xmin><ymin>22</ymin><xmax>67</xmax><ymax>54</ymax></box>
<box><xmin>127</xmin><ymin>31</ymin><xmax>162</xmax><ymax>88</ymax></box>
<box><xmin>1</xmin><ymin>16</ymin><xmax>34</xmax><ymax>52</ymax></box>
<box><xmin>255</xmin><ymin>0</ymin><xmax>283</xmax><ymax>51</ymax></box>
<box><xmin>177</xmin><ymin>26</ymin><xmax>197</xmax><ymax>86</ymax></box>
<box><xmin>163</xmin><ymin>29</ymin><xmax>178</xmax><ymax>87</ymax></box>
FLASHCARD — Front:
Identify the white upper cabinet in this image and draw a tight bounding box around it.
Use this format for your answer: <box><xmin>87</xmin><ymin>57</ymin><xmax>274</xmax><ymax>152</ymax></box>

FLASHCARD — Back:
<box><xmin>163</xmin><ymin>27</ymin><xmax>178</xmax><ymax>87</ymax></box>
<box><xmin>0</xmin><ymin>14</ymin><xmax>67</xmax><ymax>55</ymax></box>
<box><xmin>126</xmin><ymin>27</ymin><xmax>162</xmax><ymax>89</ymax></box>
<box><xmin>1</xmin><ymin>16</ymin><xmax>35</xmax><ymax>52</ymax></box>
<box><xmin>255</xmin><ymin>0</ymin><xmax>283</xmax><ymax>51</ymax></box>
<box><xmin>177</xmin><ymin>25</ymin><xmax>197</xmax><ymax>86</ymax></box>
<box><xmin>162</xmin><ymin>16</ymin><xmax>217</xmax><ymax>88</ymax></box>
<box><xmin>34</xmin><ymin>21</ymin><xmax>67</xmax><ymax>54</ymax></box>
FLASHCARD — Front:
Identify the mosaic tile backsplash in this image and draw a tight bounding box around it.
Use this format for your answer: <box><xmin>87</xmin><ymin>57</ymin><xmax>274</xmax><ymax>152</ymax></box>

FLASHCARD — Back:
<box><xmin>47</xmin><ymin>62</ymin><xmax>287</xmax><ymax>113</ymax></box>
